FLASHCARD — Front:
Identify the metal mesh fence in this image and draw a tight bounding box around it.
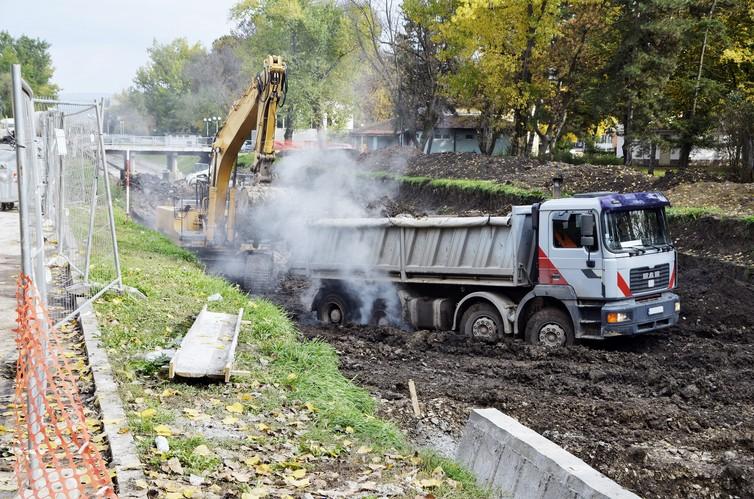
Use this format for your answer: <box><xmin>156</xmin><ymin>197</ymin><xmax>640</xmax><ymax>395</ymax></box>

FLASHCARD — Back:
<box><xmin>10</xmin><ymin>64</ymin><xmax>120</xmax><ymax>497</ymax></box>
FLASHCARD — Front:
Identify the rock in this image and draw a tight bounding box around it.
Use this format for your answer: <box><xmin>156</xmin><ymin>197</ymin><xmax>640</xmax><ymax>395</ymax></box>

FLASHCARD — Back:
<box><xmin>142</xmin><ymin>348</ymin><xmax>176</xmax><ymax>364</ymax></box>
<box><xmin>681</xmin><ymin>384</ymin><xmax>701</xmax><ymax>399</ymax></box>
<box><xmin>154</xmin><ymin>436</ymin><xmax>169</xmax><ymax>452</ymax></box>
<box><xmin>207</xmin><ymin>293</ymin><xmax>223</xmax><ymax>302</ymax></box>
<box><xmin>189</xmin><ymin>474</ymin><xmax>204</xmax><ymax>486</ymax></box>
<box><xmin>723</xmin><ymin>450</ymin><xmax>737</xmax><ymax>463</ymax></box>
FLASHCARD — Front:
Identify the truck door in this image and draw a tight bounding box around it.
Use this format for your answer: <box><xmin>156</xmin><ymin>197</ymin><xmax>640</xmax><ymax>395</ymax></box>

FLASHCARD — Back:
<box><xmin>543</xmin><ymin>210</ymin><xmax>603</xmax><ymax>299</ymax></box>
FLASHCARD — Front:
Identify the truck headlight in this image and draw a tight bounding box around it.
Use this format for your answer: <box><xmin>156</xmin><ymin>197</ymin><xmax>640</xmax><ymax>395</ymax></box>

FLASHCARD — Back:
<box><xmin>674</xmin><ymin>302</ymin><xmax>681</xmax><ymax>313</ymax></box>
<box><xmin>607</xmin><ymin>312</ymin><xmax>630</xmax><ymax>323</ymax></box>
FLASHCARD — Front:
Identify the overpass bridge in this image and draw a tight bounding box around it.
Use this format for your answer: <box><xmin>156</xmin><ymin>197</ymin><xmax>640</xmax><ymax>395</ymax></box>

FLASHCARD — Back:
<box><xmin>103</xmin><ymin>135</ymin><xmax>213</xmax><ymax>178</ymax></box>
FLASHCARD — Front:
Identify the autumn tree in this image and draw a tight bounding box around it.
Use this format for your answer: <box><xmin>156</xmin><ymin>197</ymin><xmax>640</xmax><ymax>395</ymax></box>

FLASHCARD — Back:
<box><xmin>440</xmin><ymin>0</ymin><xmax>561</xmax><ymax>155</ymax></box>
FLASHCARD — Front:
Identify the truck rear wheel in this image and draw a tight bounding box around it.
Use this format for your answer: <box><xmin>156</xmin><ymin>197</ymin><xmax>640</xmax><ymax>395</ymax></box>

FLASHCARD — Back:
<box><xmin>317</xmin><ymin>292</ymin><xmax>356</xmax><ymax>325</ymax></box>
<box><xmin>525</xmin><ymin>308</ymin><xmax>574</xmax><ymax>348</ymax></box>
<box><xmin>461</xmin><ymin>303</ymin><xmax>503</xmax><ymax>343</ymax></box>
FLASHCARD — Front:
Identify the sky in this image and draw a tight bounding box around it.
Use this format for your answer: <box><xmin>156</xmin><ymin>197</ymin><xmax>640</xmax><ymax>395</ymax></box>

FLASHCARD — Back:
<box><xmin>1</xmin><ymin>0</ymin><xmax>238</xmax><ymax>97</ymax></box>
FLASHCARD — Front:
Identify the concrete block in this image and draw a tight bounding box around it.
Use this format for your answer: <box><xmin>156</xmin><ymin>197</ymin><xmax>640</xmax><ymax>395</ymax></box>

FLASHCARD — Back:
<box><xmin>457</xmin><ymin>408</ymin><xmax>640</xmax><ymax>499</ymax></box>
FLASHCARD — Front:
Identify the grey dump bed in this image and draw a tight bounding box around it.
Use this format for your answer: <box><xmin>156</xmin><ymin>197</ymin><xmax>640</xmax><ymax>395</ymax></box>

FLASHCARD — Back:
<box><xmin>292</xmin><ymin>206</ymin><xmax>535</xmax><ymax>286</ymax></box>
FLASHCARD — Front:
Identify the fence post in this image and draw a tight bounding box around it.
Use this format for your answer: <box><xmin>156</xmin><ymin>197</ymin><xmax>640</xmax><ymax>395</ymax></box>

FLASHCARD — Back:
<box><xmin>83</xmin><ymin>105</ymin><xmax>100</xmax><ymax>284</ymax></box>
<box><xmin>11</xmin><ymin>66</ymin><xmax>32</xmax><ymax>276</ymax></box>
<box><xmin>96</xmin><ymin>100</ymin><xmax>123</xmax><ymax>289</ymax></box>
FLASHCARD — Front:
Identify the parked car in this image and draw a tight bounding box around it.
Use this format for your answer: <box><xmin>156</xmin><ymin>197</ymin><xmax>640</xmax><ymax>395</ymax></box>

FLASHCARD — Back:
<box><xmin>0</xmin><ymin>146</ymin><xmax>18</xmax><ymax>210</ymax></box>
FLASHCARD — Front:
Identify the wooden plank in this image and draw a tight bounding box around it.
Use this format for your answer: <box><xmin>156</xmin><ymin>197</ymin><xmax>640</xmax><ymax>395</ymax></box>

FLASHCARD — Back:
<box><xmin>408</xmin><ymin>379</ymin><xmax>421</xmax><ymax>417</ymax></box>
<box><xmin>223</xmin><ymin>308</ymin><xmax>245</xmax><ymax>382</ymax></box>
<box><xmin>170</xmin><ymin>306</ymin><xmax>243</xmax><ymax>381</ymax></box>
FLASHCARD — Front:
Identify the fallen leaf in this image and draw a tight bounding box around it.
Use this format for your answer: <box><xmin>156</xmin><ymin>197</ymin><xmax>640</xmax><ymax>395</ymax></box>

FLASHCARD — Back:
<box><xmin>291</xmin><ymin>468</ymin><xmax>306</xmax><ymax>479</ymax></box>
<box><xmin>419</xmin><ymin>478</ymin><xmax>442</xmax><ymax>488</ymax></box>
<box><xmin>255</xmin><ymin>463</ymin><xmax>272</xmax><ymax>476</ymax></box>
<box><xmin>356</xmin><ymin>446</ymin><xmax>372</xmax><ymax>454</ymax></box>
<box><xmin>256</xmin><ymin>422</ymin><xmax>270</xmax><ymax>432</ymax></box>
<box><xmin>345</xmin><ymin>426</ymin><xmax>354</xmax><ymax>434</ymax></box>
<box><xmin>167</xmin><ymin>457</ymin><xmax>183</xmax><ymax>475</ymax></box>
<box><xmin>192</xmin><ymin>444</ymin><xmax>212</xmax><ymax>457</ymax></box>
<box><xmin>226</xmin><ymin>402</ymin><xmax>244</xmax><ymax>414</ymax></box>
<box><xmin>222</xmin><ymin>415</ymin><xmax>238</xmax><ymax>425</ymax></box>
<box><xmin>140</xmin><ymin>408</ymin><xmax>156</xmax><ymax>419</ymax></box>
<box><xmin>154</xmin><ymin>424</ymin><xmax>173</xmax><ymax>437</ymax></box>
<box><xmin>245</xmin><ymin>455</ymin><xmax>261</xmax><ymax>466</ymax></box>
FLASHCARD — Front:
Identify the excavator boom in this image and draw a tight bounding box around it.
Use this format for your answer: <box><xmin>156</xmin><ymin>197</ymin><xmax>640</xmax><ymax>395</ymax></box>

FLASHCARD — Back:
<box><xmin>205</xmin><ymin>55</ymin><xmax>286</xmax><ymax>244</ymax></box>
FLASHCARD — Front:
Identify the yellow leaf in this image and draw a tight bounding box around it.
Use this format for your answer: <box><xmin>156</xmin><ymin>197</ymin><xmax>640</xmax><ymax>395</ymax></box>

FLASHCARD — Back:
<box><xmin>161</xmin><ymin>388</ymin><xmax>177</xmax><ymax>397</ymax></box>
<box><xmin>225</xmin><ymin>402</ymin><xmax>244</xmax><ymax>414</ymax></box>
<box><xmin>238</xmin><ymin>393</ymin><xmax>254</xmax><ymax>401</ymax></box>
<box><xmin>356</xmin><ymin>446</ymin><xmax>372</xmax><ymax>454</ymax></box>
<box><xmin>242</xmin><ymin>486</ymin><xmax>268</xmax><ymax>499</ymax></box>
<box><xmin>165</xmin><ymin>493</ymin><xmax>182</xmax><ymax>499</ymax></box>
<box><xmin>304</xmin><ymin>402</ymin><xmax>317</xmax><ymax>413</ymax></box>
<box><xmin>342</xmin><ymin>439</ymin><xmax>352</xmax><ymax>447</ymax></box>
<box><xmin>140</xmin><ymin>408</ymin><xmax>156</xmax><ymax>419</ymax></box>
<box><xmin>291</xmin><ymin>477</ymin><xmax>310</xmax><ymax>488</ymax></box>
<box><xmin>154</xmin><ymin>424</ymin><xmax>172</xmax><ymax>437</ymax></box>
<box><xmin>432</xmin><ymin>465</ymin><xmax>445</xmax><ymax>477</ymax></box>
<box><xmin>286</xmin><ymin>373</ymin><xmax>298</xmax><ymax>382</ymax></box>
<box><xmin>244</xmin><ymin>455</ymin><xmax>261</xmax><ymax>466</ymax></box>
<box><xmin>256</xmin><ymin>422</ymin><xmax>270</xmax><ymax>432</ymax></box>
<box><xmin>291</xmin><ymin>468</ymin><xmax>306</xmax><ymax>479</ymax></box>
<box><xmin>345</xmin><ymin>426</ymin><xmax>354</xmax><ymax>434</ymax></box>
<box><xmin>222</xmin><ymin>415</ymin><xmax>238</xmax><ymax>425</ymax></box>
<box><xmin>419</xmin><ymin>478</ymin><xmax>442</xmax><ymax>488</ymax></box>
<box><xmin>255</xmin><ymin>463</ymin><xmax>272</xmax><ymax>475</ymax></box>
<box><xmin>192</xmin><ymin>444</ymin><xmax>211</xmax><ymax>457</ymax></box>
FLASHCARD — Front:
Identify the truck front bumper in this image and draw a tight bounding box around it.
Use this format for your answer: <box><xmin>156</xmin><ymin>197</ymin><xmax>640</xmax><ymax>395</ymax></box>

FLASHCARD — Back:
<box><xmin>600</xmin><ymin>292</ymin><xmax>679</xmax><ymax>337</ymax></box>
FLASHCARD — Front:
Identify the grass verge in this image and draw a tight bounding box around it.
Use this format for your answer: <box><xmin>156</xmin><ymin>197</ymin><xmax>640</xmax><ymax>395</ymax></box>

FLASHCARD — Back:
<box><xmin>94</xmin><ymin>208</ymin><xmax>489</xmax><ymax>497</ymax></box>
<box><xmin>369</xmin><ymin>171</ymin><xmax>547</xmax><ymax>200</ymax></box>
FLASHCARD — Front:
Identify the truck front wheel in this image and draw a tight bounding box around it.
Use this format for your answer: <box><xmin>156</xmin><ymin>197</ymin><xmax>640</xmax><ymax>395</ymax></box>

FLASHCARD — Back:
<box><xmin>317</xmin><ymin>292</ymin><xmax>355</xmax><ymax>325</ymax></box>
<box><xmin>461</xmin><ymin>303</ymin><xmax>503</xmax><ymax>343</ymax></box>
<box><xmin>525</xmin><ymin>308</ymin><xmax>574</xmax><ymax>348</ymax></box>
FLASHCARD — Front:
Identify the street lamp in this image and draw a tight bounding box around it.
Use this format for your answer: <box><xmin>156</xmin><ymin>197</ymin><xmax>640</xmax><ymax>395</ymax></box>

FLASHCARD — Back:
<box><xmin>214</xmin><ymin>116</ymin><xmax>221</xmax><ymax>134</ymax></box>
<box><xmin>203</xmin><ymin>117</ymin><xmax>210</xmax><ymax>137</ymax></box>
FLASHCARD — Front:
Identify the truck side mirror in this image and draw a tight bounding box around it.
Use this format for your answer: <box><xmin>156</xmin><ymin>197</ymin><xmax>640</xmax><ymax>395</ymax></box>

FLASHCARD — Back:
<box><xmin>580</xmin><ymin>214</ymin><xmax>595</xmax><ymax>248</ymax></box>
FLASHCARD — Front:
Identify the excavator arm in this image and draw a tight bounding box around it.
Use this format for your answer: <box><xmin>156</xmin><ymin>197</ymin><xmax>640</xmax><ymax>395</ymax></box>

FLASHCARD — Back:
<box><xmin>205</xmin><ymin>55</ymin><xmax>286</xmax><ymax>244</ymax></box>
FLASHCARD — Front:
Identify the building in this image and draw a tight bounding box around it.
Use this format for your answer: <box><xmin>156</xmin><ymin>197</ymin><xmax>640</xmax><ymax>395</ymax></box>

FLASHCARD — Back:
<box><xmin>351</xmin><ymin>114</ymin><xmax>512</xmax><ymax>155</ymax></box>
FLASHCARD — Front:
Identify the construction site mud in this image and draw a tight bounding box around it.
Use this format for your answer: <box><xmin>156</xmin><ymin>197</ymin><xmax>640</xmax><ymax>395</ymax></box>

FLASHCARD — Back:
<box><xmin>128</xmin><ymin>156</ymin><xmax>754</xmax><ymax>497</ymax></box>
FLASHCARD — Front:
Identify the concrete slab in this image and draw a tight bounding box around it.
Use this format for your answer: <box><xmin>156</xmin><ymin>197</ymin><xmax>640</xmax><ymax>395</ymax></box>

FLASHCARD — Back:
<box><xmin>457</xmin><ymin>408</ymin><xmax>641</xmax><ymax>499</ymax></box>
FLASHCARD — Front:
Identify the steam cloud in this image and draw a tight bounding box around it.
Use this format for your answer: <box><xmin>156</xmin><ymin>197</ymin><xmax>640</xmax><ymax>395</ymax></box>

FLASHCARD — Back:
<box><xmin>239</xmin><ymin>149</ymin><xmax>407</xmax><ymax>325</ymax></box>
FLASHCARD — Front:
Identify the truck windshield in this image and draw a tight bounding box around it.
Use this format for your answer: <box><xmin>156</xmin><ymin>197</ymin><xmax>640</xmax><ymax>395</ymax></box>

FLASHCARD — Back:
<box><xmin>603</xmin><ymin>208</ymin><xmax>670</xmax><ymax>252</ymax></box>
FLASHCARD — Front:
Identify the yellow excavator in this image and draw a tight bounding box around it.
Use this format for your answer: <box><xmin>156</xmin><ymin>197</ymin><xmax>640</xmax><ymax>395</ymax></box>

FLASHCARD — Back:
<box><xmin>156</xmin><ymin>55</ymin><xmax>287</xmax><ymax>248</ymax></box>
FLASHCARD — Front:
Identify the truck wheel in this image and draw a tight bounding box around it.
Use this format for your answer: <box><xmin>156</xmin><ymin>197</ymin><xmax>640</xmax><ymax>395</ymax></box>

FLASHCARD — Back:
<box><xmin>525</xmin><ymin>308</ymin><xmax>574</xmax><ymax>348</ymax></box>
<box><xmin>461</xmin><ymin>303</ymin><xmax>503</xmax><ymax>343</ymax></box>
<box><xmin>317</xmin><ymin>292</ymin><xmax>355</xmax><ymax>325</ymax></box>
<box><xmin>6</xmin><ymin>202</ymin><xmax>13</xmax><ymax>210</ymax></box>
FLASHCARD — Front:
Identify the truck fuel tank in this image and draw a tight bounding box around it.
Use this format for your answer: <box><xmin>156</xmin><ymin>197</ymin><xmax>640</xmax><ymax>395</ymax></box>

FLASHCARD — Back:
<box><xmin>407</xmin><ymin>297</ymin><xmax>453</xmax><ymax>330</ymax></box>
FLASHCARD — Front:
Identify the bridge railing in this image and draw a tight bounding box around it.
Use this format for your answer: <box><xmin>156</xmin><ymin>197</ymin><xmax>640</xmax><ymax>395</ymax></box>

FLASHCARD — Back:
<box><xmin>103</xmin><ymin>134</ymin><xmax>213</xmax><ymax>147</ymax></box>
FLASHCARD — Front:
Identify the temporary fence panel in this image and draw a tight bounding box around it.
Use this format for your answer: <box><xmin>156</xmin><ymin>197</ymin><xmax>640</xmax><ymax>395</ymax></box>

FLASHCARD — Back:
<box><xmin>11</xmin><ymin>64</ymin><xmax>120</xmax><ymax>497</ymax></box>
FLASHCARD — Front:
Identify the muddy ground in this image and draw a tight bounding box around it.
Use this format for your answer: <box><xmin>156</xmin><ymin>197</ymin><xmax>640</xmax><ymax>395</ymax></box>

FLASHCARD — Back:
<box><xmin>130</xmin><ymin>153</ymin><xmax>754</xmax><ymax>497</ymax></box>
<box><xmin>271</xmin><ymin>255</ymin><xmax>754</xmax><ymax>499</ymax></box>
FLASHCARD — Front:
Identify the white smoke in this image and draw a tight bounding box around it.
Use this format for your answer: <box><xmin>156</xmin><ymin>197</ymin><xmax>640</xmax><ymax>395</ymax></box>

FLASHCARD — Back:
<box><xmin>240</xmin><ymin>148</ymin><xmax>408</xmax><ymax>325</ymax></box>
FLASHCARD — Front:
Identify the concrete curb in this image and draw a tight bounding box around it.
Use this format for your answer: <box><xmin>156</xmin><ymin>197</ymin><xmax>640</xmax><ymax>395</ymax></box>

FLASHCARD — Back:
<box><xmin>457</xmin><ymin>408</ymin><xmax>641</xmax><ymax>499</ymax></box>
<box><xmin>78</xmin><ymin>301</ymin><xmax>147</xmax><ymax>498</ymax></box>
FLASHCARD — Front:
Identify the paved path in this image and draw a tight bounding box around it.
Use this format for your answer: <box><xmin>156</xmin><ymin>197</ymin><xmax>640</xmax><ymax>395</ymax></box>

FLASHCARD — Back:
<box><xmin>0</xmin><ymin>205</ymin><xmax>19</xmax><ymax>494</ymax></box>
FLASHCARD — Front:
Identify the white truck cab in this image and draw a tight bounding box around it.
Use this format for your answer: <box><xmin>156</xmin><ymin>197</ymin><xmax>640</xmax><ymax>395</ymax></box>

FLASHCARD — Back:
<box><xmin>524</xmin><ymin>192</ymin><xmax>679</xmax><ymax>345</ymax></box>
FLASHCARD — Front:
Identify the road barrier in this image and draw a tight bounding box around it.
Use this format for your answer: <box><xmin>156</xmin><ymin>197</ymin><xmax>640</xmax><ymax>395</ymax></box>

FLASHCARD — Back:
<box><xmin>11</xmin><ymin>64</ymin><xmax>120</xmax><ymax>496</ymax></box>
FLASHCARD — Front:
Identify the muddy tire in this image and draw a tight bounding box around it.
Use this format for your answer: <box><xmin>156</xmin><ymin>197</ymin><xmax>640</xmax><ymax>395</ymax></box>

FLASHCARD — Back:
<box><xmin>461</xmin><ymin>303</ymin><xmax>503</xmax><ymax>343</ymax></box>
<box><xmin>316</xmin><ymin>291</ymin><xmax>356</xmax><ymax>325</ymax></box>
<box><xmin>525</xmin><ymin>308</ymin><xmax>574</xmax><ymax>348</ymax></box>
<box><xmin>6</xmin><ymin>203</ymin><xmax>12</xmax><ymax>210</ymax></box>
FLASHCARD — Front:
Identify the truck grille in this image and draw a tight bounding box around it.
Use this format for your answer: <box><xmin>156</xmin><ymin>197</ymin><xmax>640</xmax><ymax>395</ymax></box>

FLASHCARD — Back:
<box><xmin>630</xmin><ymin>264</ymin><xmax>670</xmax><ymax>293</ymax></box>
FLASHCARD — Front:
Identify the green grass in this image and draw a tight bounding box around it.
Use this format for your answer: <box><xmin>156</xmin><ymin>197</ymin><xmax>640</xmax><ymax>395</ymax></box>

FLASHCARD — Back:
<box><xmin>369</xmin><ymin>171</ymin><xmax>547</xmax><ymax>200</ymax></box>
<box><xmin>666</xmin><ymin>206</ymin><xmax>726</xmax><ymax>220</ymax></box>
<box><xmin>95</xmin><ymin>207</ymin><xmax>489</xmax><ymax>498</ymax></box>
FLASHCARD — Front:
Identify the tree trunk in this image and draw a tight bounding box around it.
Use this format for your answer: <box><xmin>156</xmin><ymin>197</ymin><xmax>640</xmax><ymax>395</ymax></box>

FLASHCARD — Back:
<box><xmin>511</xmin><ymin>109</ymin><xmax>527</xmax><ymax>157</ymax></box>
<box><xmin>678</xmin><ymin>140</ymin><xmax>692</xmax><ymax>169</ymax></box>
<box><xmin>284</xmin><ymin>109</ymin><xmax>294</xmax><ymax>142</ymax></box>
<box><xmin>622</xmin><ymin>105</ymin><xmax>633</xmax><ymax>166</ymax></box>
<box><xmin>648</xmin><ymin>142</ymin><xmax>657</xmax><ymax>176</ymax></box>
<box><xmin>742</xmin><ymin>134</ymin><xmax>754</xmax><ymax>182</ymax></box>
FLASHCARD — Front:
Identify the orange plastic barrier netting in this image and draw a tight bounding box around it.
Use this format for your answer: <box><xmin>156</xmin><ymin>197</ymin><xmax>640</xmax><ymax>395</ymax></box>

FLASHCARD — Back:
<box><xmin>13</xmin><ymin>274</ymin><xmax>117</xmax><ymax>498</ymax></box>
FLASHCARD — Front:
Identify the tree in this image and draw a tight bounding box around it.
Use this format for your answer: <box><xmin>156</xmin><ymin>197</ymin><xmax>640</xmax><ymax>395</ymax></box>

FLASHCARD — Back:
<box><xmin>0</xmin><ymin>31</ymin><xmax>59</xmax><ymax>118</ymax></box>
<box><xmin>600</xmin><ymin>0</ymin><xmax>686</xmax><ymax>165</ymax></box>
<box><xmin>133</xmin><ymin>38</ymin><xmax>206</xmax><ymax>133</ymax></box>
<box><xmin>232</xmin><ymin>0</ymin><xmax>359</xmax><ymax>140</ymax></box>
<box><xmin>348</xmin><ymin>0</ymin><xmax>451</xmax><ymax>150</ymax></box>
<box><xmin>440</xmin><ymin>0</ymin><xmax>561</xmax><ymax>155</ymax></box>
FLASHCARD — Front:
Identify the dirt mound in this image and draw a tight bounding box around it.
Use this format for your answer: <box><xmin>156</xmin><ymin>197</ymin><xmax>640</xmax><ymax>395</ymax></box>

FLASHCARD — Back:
<box><xmin>653</xmin><ymin>168</ymin><xmax>727</xmax><ymax>190</ymax></box>
<box><xmin>358</xmin><ymin>146</ymin><xmax>420</xmax><ymax>173</ymax></box>
<box><xmin>667</xmin><ymin>181</ymin><xmax>754</xmax><ymax>217</ymax></box>
<box><xmin>129</xmin><ymin>173</ymin><xmax>193</xmax><ymax>226</ymax></box>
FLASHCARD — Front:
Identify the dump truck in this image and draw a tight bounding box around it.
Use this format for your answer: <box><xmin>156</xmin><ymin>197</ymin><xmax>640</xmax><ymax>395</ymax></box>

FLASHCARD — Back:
<box><xmin>294</xmin><ymin>191</ymin><xmax>680</xmax><ymax>347</ymax></box>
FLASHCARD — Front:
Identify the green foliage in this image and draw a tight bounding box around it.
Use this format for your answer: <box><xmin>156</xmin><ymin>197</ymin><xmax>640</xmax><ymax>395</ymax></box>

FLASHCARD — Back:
<box><xmin>0</xmin><ymin>31</ymin><xmax>58</xmax><ymax>118</ymax></box>
<box><xmin>232</xmin><ymin>0</ymin><xmax>358</xmax><ymax>135</ymax></box>
<box><xmin>369</xmin><ymin>171</ymin><xmax>547</xmax><ymax>199</ymax></box>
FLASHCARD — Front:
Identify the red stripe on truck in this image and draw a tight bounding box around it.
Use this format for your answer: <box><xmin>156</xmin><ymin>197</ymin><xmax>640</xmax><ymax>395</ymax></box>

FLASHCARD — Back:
<box><xmin>537</xmin><ymin>247</ymin><xmax>569</xmax><ymax>285</ymax></box>
<box><xmin>668</xmin><ymin>268</ymin><xmax>675</xmax><ymax>289</ymax></box>
<box><xmin>617</xmin><ymin>272</ymin><xmax>632</xmax><ymax>297</ymax></box>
